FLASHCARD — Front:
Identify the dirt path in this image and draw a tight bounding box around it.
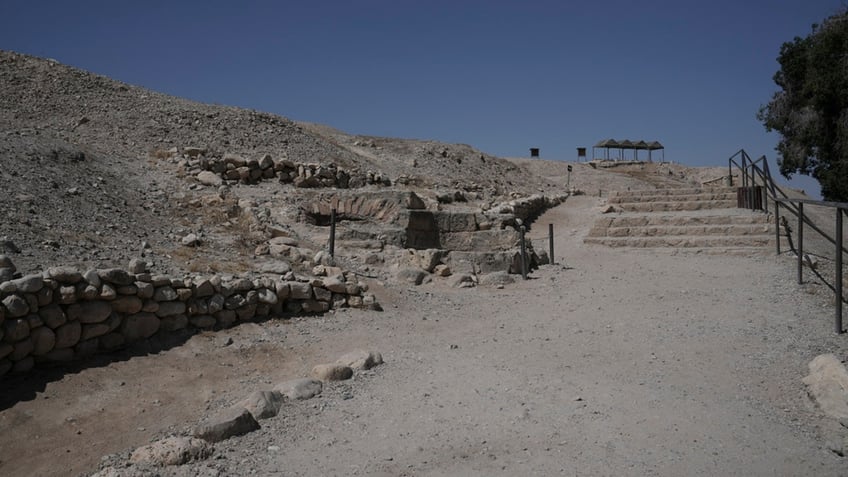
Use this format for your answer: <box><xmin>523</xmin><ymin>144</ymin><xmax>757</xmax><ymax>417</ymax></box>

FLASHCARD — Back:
<box><xmin>2</xmin><ymin>196</ymin><xmax>847</xmax><ymax>476</ymax></box>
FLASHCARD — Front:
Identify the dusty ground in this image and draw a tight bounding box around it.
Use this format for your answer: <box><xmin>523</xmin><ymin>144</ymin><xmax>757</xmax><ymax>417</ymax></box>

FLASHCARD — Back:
<box><xmin>2</xmin><ymin>195</ymin><xmax>847</xmax><ymax>477</ymax></box>
<box><xmin>2</xmin><ymin>49</ymin><xmax>847</xmax><ymax>477</ymax></box>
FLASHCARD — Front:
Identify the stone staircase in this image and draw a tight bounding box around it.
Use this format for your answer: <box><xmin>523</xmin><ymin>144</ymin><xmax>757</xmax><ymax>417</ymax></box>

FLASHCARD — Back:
<box><xmin>584</xmin><ymin>186</ymin><xmax>787</xmax><ymax>253</ymax></box>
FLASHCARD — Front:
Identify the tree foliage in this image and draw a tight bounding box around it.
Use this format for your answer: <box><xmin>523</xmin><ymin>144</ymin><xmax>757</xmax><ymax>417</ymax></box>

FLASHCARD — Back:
<box><xmin>758</xmin><ymin>10</ymin><xmax>848</xmax><ymax>201</ymax></box>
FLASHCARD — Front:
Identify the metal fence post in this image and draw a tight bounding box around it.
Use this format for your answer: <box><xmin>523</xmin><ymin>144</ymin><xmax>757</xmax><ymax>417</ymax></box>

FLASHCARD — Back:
<box><xmin>548</xmin><ymin>223</ymin><xmax>555</xmax><ymax>265</ymax></box>
<box><xmin>329</xmin><ymin>208</ymin><xmax>336</xmax><ymax>258</ymax></box>
<box><xmin>774</xmin><ymin>201</ymin><xmax>781</xmax><ymax>255</ymax></box>
<box><xmin>519</xmin><ymin>225</ymin><xmax>528</xmax><ymax>280</ymax></box>
<box><xmin>798</xmin><ymin>202</ymin><xmax>804</xmax><ymax>285</ymax></box>
<box><xmin>836</xmin><ymin>208</ymin><xmax>843</xmax><ymax>334</ymax></box>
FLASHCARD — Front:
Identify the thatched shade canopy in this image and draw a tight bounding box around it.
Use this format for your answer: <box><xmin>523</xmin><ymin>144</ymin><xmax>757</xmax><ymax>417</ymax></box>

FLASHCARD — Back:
<box><xmin>591</xmin><ymin>139</ymin><xmax>665</xmax><ymax>162</ymax></box>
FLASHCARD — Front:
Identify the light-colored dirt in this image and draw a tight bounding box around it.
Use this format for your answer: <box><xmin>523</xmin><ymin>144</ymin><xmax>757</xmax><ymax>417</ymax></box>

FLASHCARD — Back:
<box><xmin>3</xmin><ymin>194</ymin><xmax>848</xmax><ymax>477</ymax></box>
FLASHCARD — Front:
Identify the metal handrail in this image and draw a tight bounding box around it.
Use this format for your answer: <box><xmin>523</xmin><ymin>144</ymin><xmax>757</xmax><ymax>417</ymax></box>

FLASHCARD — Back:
<box><xmin>728</xmin><ymin>149</ymin><xmax>846</xmax><ymax>333</ymax></box>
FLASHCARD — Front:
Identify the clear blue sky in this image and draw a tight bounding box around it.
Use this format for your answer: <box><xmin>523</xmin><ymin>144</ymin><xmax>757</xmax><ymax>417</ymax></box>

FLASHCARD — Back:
<box><xmin>1</xmin><ymin>1</ymin><xmax>844</xmax><ymax>196</ymax></box>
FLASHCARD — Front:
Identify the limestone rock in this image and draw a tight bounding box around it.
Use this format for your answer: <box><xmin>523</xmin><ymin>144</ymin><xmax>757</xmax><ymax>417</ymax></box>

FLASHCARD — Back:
<box><xmin>312</xmin><ymin>363</ymin><xmax>353</xmax><ymax>381</ymax></box>
<box><xmin>274</xmin><ymin>378</ymin><xmax>323</xmax><ymax>400</ymax></box>
<box><xmin>98</xmin><ymin>268</ymin><xmax>134</xmax><ymax>286</ymax></box>
<box><xmin>12</xmin><ymin>274</ymin><xmax>43</xmax><ymax>293</ymax></box>
<box><xmin>258</xmin><ymin>260</ymin><xmax>292</xmax><ymax>275</ymax></box>
<box><xmin>3</xmin><ymin>318</ymin><xmax>29</xmax><ymax>342</ymax></box>
<box><xmin>30</xmin><ymin>326</ymin><xmax>56</xmax><ymax>355</ymax></box>
<box><xmin>237</xmin><ymin>390</ymin><xmax>284</xmax><ymax>419</ymax></box>
<box><xmin>54</xmin><ymin>321</ymin><xmax>81</xmax><ymax>348</ymax></box>
<box><xmin>110</xmin><ymin>296</ymin><xmax>143</xmax><ymax>314</ymax></box>
<box><xmin>0</xmin><ymin>254</ymin><xmax>13</xmax><ymax>269</ymax></box>
<box><xmin>2</xmin><ymin>295</ymin><xmax>29</xmax><ymax>318</ymax></box>
<box><xmin>156</xmin><ymin>301</ymin><xmax>187</xmax><ymax>317</ymax></box>
<box><xmin>289</xmin><ymin>281</ymin><xmax>312</xmax><ymax>300</ymax></box>
<box><xmin>67</xmin><ymin>301</ymin><xmax>113</xmax><ymax>324</ymax></box>
<box><xmin>433</xmin><ymin>264</ymin><xmax>452</xmax><ymax>277</ymax></box>
<box><xmin>322</xmin><ymin>276</ymin><xmax>347</xmax><ymax>294</ymax></box>
<box><xmin>449</xmin><ymin>274</ymin><xmax>476</xmax><ymax>288</ymax></box>
<box><xmin>197</xmin><ymin>170</ymin><xmax>223</xmax><ymax>187</ymax></box>
<box><xmin>397</xmin><ymin>268</ymin><xmax>428</xmax><ymax>286</ymax></box>
<box><xmin>194</xmin><ymin>407</ymin><xmax>260</xmax><ymax>443</ymax></box>
<box><xmin>478</xmin><ymin>271</ymin><xmax>515</xmax><ymax>287</ymax></box>
<box><xmin>128</xmin><ymin>258</ymin><xmax>148</xmax><ymax>274</ymax></box>
<box><xmin>181</xmin><ymin>233</ymin><xmax>200</xmax><ymax>247</ymax></box>
<box><xmin>336</xmin><ymin>350</ymin><xmax>383</xmax><ymax>370</ymax></box>
<box><xmin>803</xmin><ymin>354</ymin><xmax>848</xmax><ymax>419</ymax></box>
<box><xmin>47</xmin><ymin>266</ymin><xmax>82</xmax><ymax>284</ymax></box>
<box><xmin>121</xmin><ymin>313</ymin><xmax>160</xmax><ymax>341</ymax></box>
<box><xmin>39</xmin><ymin>305</ymin><xmax>66</xmax><ymax>328</ymax></box>
<box><xmin>130</xmin><ymin>436</ymin><xmax>213</xmax><ymax>466</ymax></box>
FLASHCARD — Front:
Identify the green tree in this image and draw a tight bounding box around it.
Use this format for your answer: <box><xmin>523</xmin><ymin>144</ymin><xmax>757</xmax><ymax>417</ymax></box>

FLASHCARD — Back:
<box><xmin>758</xmin><ymin>10</ymin><xmax>848</xmax><ymax>202</ymax></box>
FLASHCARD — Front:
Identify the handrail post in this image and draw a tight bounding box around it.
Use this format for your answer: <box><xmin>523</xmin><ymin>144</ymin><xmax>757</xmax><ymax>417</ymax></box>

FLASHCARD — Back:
<box><xmin>519</xmin><ymin>225</ymin><xmax>528</xmax><ymax>280</ymax></box>
<box><xmin>775</xmin><ymin>201</ymin><xmax>781</xmax><ymax>255</ymax></box>
<box><xmin>728</xmin><ymin>159</ymin><xmax>733</xmax><ymax>187</ymax></box>
<box><xmin>798</xmin><ymin>202</ymin><xmax>804</xmax><ymax>285</ymax></box>
<box><xmin>548</xmin><ymin>223</ymin><xmax>555</xmax><ymax>265</ymax></box>
<box><xmin>329</xmin><ymin>208</ymin><xmax>336</xmax><ymax>258</ymax></box>
<box><xmin>836</xmin><ymin>208</ymin><xmax>843</xmax><ymax>334</ymax></box>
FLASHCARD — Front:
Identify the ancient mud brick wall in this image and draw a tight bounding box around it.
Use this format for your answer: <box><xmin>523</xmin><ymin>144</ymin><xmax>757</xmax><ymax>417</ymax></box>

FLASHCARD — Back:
<box><xmin>0</xmin><ymin>257</ymin><xmax>377</xmax><ymax>377</ymax></box>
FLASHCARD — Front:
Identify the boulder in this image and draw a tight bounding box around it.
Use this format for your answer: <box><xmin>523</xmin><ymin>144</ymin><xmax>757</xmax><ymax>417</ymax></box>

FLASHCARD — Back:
<box><xmin>258</xmin><ymin>260</ymin><xmax>292</xmax><ymax>275</ymax></box>
<box><xmin>237</xmin><ymin>390</ymin><xmax>284</xmax><ymax>419</ymax></box>
<box><xmin>110</xmin><ymin>296</ymin><xmax>143</xmax><ymax>314</ymax></box>
<box><xmin>803</xmin><ymin>354</ymin><xmax>848</xmax><ymax>419</ymax></box>
<box><xmin>47</xmin><ymin>267</ymin><xmax>82</xmax><ymax>284</ymax></box>
<box><xmin>396</xmin><ymin>268</ymin><xmax>428</xmax><ymax>286</ymax></box>
<box><xmin>274</xmin><ymin>378</ymin><xmax>323</xmax><ymax>400</ymax></box>
<box><xmin>30</xmin><ymin>326</ymin><xmax>56</xmax><ymax>355</ymax></box>
<box><xmin>54</xmin><ymin>321</ymin><xmax>81</xmax><ymax>348</ymax></box>
<box><xmin>12</xmin><ymin>274</ymin><xmax>43</xmax><ymax>293</ymax></box>
<box><xmin>2</xmin><ymin>295</ymin><xmax>29</xmax><ymax>318</ymax></box>
<box><xmin>197</xmin><ymin>170</ymin><xmax>223</xmax><ymax>187</ymax></box>
<box><xmin>67</xmin><ymin>301</ymin><xmax>112</xmax><ymax>324</ymax></box>
<box><xmin>311</xmin><ymin>363</ymin><xmax>353</xmax><ymax>381</ymax></box>
<box><xmin>121</xmin><ymin>313</ymin><xmax>160</xmax><ymax>342</ymax></box>
<box><xmin>3</xmin><ymin>318</ymin><xmax>29</xmax><ymax>342</ymax></box>
<box><xmin>194</xmin><ymin>407</ymin><xmax>260</xmax><ymax>443</ymax></box>
<box><xmin>478</xmin><ymin>271</ymin><xmax>515</xmax><ymax>287</ymax></box>
<box><xmin>336</xmin><ymin>350</ymin><xmax>383</xmax><ymax>370</ymax></box>
<box><xmin>289</xmin><ymin>282</ymin><xmax>312</xmax><ymax>300</ymax></box>
<box><xmin>98</xmin><ymin>268</ymin><xmax>134</xmax><ymax>286</ymax></box>
<box><xmin>322</xmin><ymin>276</ymin><xmax>347</xmax><ymax>294</ymax></box>
<box><xmin>39</xmin><ymin>305</ymin><xmax>67</xmax><ymax>328</ymax></box>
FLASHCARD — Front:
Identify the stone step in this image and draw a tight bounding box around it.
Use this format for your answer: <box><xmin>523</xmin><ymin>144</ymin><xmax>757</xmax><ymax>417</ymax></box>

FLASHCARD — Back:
<box><xmin>609</xmin><ymin>191</ymin><xmax>737</xmax><ymax>205</ymax></box>
<box><xmin>617</xmin><ymin>200</ymin><xmax>738</xmax><ymax>212</ymax></box>
<box><xmin>599</xmin><ymin>213</ymin><xmax>773</xmax><ymax>228</ymax></box>
<box><xmin>588</xmin><ymin>223</ymin><xmax>776</xmax><ymax>238</ymax></box>
<box><xmin>613</xmin><ymin>187</ymin><xmax>736</xmax><ymax>199</ymax></box>
<box><xmin>583</xmin><ymin>235</ymin><xmax>788</xmax><ymax>249</ymax></box>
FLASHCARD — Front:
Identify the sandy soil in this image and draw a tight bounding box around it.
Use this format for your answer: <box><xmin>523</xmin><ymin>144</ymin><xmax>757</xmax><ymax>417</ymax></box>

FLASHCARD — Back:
<box><xmin>2</xmin><ymin>194</ymin><xmax>847</xmax><ymax>477</ymax></box>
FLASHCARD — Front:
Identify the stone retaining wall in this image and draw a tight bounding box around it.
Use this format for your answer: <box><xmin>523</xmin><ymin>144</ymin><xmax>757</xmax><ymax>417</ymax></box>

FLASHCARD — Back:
<box><xmin>0</xmin><ymin>256</ymin><xmax>377</xmax><ymax>377</ymax></box>
<box><xmin>180</xmin><ymin>150</ymin><xmax>391</xmax><ymax>188</ymax></box>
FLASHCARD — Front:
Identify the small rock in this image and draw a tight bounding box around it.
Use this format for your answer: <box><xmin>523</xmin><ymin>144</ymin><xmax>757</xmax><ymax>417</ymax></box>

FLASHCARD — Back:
<box><xmin>236</xmin><ymin>390</ymin><xmax>284</xmax><ymax>419</ymax></box>
<box><xmin>336</xmin><ymin>350</ymin><xmax>383</xmax><ymax>370</ymax></box>
<box><xmin>181</xmin><ymin>233</ymin><xmax>200</xmax><ymax>247</ymax></box>
<box><xmin>312</xmin><ymin>363</ymin><xmax>353</xmax><ymax>381</ymax></box>
<box><xmin>128</xmin><ymin>258</ymin><xmax>148</xmax><ymax>274</ymax></box>
<box><xmin>197</xmin><ymin>171</ymin><xmax>223</xmax><ymax>187</ymax></box>
<box><xmin>274</xmin><ymin>378</ymin><xmax>323</xmax><ymax>400</ymax></box>
<box><xmin>194</xmin><ymin>407</ymin><xmax>260</xmax><ymax>443</ymax></box>
<box><xmin>396</xmin><ymin>268</ymin><xmax>428</xmax><ymax>286</ymax></box>
<box><xmin>130</xmin><ymin>436</ymin><xmax>213</xmax><ymax>466</ymax></box>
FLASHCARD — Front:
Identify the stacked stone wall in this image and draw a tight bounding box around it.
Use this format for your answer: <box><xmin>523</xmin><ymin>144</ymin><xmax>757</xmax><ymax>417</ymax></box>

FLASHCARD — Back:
<box><xmin>0</xmin><ymin>256</ymin><xmax>377</xmax><ymax>377</ymax></box>
<box><xmin>177</xmin><ymin>149</ymin><xmax>391</xmax><ymax>188</ymax></box>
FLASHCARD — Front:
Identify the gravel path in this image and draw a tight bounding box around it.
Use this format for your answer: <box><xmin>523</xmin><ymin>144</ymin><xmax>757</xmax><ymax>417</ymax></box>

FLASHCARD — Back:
<box><xmin>5</xmin><ymin>195</ymin><xmax>847</xmax><ymax>477</ymax></box>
